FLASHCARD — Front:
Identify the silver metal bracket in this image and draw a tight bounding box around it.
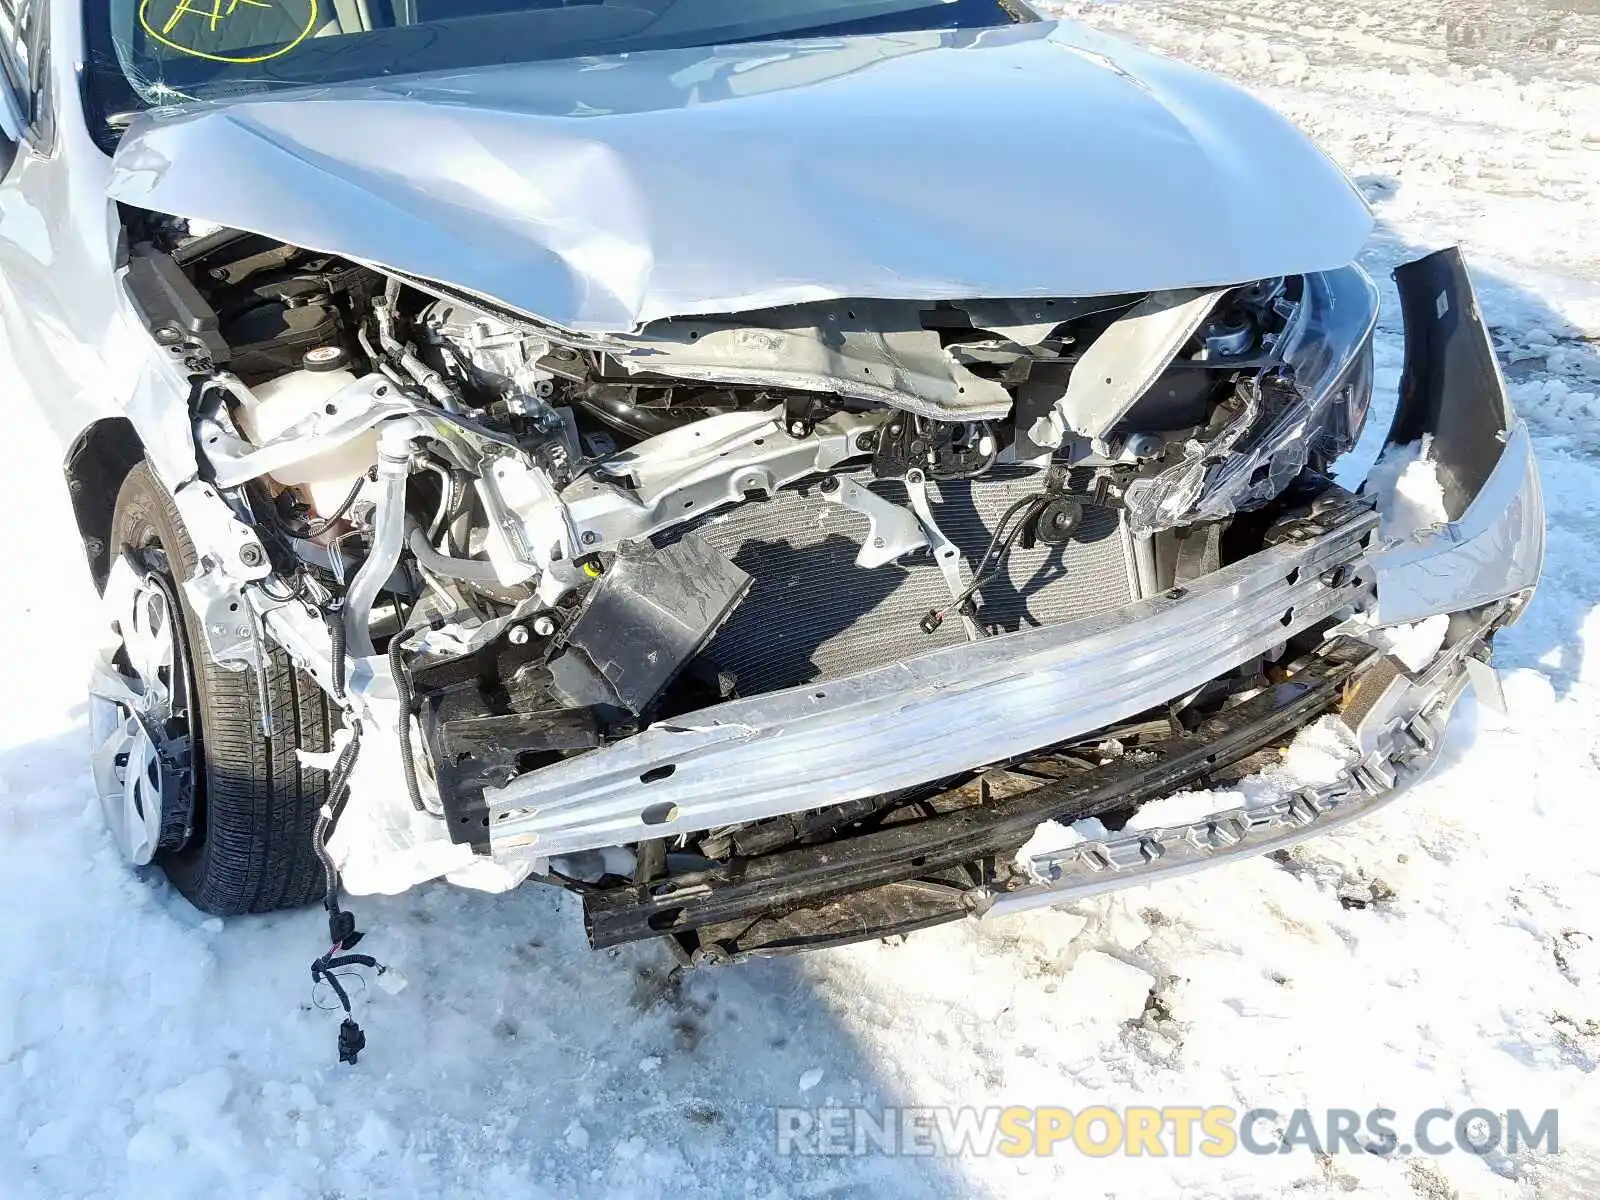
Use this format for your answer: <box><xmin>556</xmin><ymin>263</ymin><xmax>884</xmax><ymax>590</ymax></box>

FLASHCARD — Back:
<box><xmin>904</xmin><ymin>468</ymin><xmax>982</xmax><ymax>639</ymax></box>
<box><xmin>560</xmin><ymin>407</ymin><xmax>883</xmax><ymax>552</ymax></box>
<box><xmin>172</xmin><ymin>481</ymin><xmax>272</xmax><ymax>671</ymax></box>
<box><xmin>820</xmin><ymin>476</ymin><xmax>928</xmax><ymax>568</ymax></box>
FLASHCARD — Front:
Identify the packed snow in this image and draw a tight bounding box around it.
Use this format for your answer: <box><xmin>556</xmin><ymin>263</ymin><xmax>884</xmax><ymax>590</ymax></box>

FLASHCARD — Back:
<box><xmin>1369</xmin><ymin>437</ymin><xmax>1452</xmax><ymax>542</ymax></box>
<box><xmin>4</xmin><ymin>1</ymin><xmax>1600</xmax><ymax>1196</ymax></box>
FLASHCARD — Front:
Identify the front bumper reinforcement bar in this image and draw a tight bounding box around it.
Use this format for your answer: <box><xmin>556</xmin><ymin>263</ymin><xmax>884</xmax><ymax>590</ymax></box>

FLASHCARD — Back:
<box><xmin>582</xmin><ymin>644</ymin><xmax>1369</xmax><ymax>949</ymax></box>
<box><xmin>583</xmin><ymin>621</ymin><xmax>1485</xmax><ymax>953</ymax></box>
<box><xmin>486</xmin><ymin>501</ymin><xmax>1379</xmax><ymax>858</ymax></box>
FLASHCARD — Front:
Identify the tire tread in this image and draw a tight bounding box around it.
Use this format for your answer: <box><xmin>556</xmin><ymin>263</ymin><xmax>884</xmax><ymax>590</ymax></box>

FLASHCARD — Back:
<box><xmin>111</xmin><ymin>463</ymin><xmax>333</xmax><ymax>915</ymax></box>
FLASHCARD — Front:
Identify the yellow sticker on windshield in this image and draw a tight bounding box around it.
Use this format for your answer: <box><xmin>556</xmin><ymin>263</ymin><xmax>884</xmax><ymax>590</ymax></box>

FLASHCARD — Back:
<box><xmin>139</xmin><ymin>0</ymin><xmax>320</xmax><ymax>64</ymax></box>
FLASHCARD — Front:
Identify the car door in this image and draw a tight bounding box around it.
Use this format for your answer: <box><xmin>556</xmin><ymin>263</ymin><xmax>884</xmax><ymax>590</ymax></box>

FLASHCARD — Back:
<box><xmin>0</xmin><ymin>0</ymin><xmax>133</xmax><ymax>460</ymax></box>
<box><xmin>0</xmin><ymin>0</ymin><xmax>203</xmax><ymax>491</ymax></box>
<box><xmin>0</xmin><ymin>0</ymin><xmax>65</xmax><ymax>404</ymax></box>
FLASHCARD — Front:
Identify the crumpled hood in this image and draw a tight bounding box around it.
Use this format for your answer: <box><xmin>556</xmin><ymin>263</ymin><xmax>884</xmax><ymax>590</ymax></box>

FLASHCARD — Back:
<box><xmin>108</xmin><ymin>20</ymin><xmax>1372</xmax><ymax>333</ymax></box>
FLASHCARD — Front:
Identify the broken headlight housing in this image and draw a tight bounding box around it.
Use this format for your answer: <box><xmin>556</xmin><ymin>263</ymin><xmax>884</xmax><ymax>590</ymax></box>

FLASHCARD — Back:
<box><xmin>1121</xmin><ymin>264</ymin><xmax>1380</xmax><ymax>533</ymax></box>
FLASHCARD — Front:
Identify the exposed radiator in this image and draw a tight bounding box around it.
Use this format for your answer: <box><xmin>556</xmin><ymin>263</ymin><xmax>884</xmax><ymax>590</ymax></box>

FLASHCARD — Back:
<box><xmin>664</xmin><ymin>467</ymin><xmax>1139</xmax><ymax>696</ymax></box>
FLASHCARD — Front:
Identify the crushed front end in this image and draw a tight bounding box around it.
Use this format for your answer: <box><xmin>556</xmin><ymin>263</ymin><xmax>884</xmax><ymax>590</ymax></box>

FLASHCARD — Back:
<box><xmin>123</xmin><ymin>222</ymin><xmax>1540</xmax><ymax>959</ymax></box>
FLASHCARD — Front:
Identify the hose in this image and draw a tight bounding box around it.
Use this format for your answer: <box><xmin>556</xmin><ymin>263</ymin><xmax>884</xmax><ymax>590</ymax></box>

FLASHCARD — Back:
<box><xmin>373</xmin><ymin>296</ymin><xmax>462</xmax><ymax>413</ymax></box>
<box><xmin>419</xmin><ymin>460</ymin><xmax>457</xmax><ymax>543</ymax></box>
<box><xmin>387</xmin><ymin>628</ymin><xmax>429</xmax><ymax>814</ymax></box>
<box><xmin>406</xmin><ymin>523</ymin><xmax>503</xmax><ymax>586</ymax></box>
<box><xmin>198</xmin><ymin>372</ymin><xmax>258</xmax><ymax>415</ymax></box>
<box><xmin>576</xmin><ymin>393</ymin><xmax>736</xmax><ymax>442</ymax></box>
<box><xmin>342</xmin><ymin>417</ymin><xmax>422</xmax><ymax>660</ymax></box>
<box><xmin>447</xmin><ymin>475</ymin><xmax>475</xmax><ymax>557</ymax></box>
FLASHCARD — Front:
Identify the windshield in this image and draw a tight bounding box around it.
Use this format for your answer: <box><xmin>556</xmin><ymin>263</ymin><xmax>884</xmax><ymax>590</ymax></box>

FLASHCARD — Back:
<box><xmin>88</xmin><ymin>1</ymin><xmax>1028</xmax><ymax>123</ymax></box>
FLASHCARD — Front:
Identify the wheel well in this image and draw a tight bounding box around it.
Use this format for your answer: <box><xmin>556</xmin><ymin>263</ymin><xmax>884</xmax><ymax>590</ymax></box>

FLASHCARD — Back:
<box><xmin>65</xmin><ymin>418</ymin><xmax>145</xmax><ymax>591</ymax></box>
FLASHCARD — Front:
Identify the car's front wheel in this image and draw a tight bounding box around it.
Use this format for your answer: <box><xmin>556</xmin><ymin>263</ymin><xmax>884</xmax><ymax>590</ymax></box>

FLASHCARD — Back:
<box><xmin>88</xmin><ymin>462</ymin><xmax>335</xmax><ymax>914</ymax></box>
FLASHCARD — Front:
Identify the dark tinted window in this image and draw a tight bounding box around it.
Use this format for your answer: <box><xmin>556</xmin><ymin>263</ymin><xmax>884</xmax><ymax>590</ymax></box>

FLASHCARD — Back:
<box><xmin>93</xmin><ymin>1</ymin><xmax>1026</xmax><ymax>111</ymax></box>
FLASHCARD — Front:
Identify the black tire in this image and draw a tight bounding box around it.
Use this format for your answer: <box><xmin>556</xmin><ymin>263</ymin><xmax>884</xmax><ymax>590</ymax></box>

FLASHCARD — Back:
<box><xmin>110</xmin><ymin>463</ymin><xmax>336</xmax><ymax>914</ymax></box>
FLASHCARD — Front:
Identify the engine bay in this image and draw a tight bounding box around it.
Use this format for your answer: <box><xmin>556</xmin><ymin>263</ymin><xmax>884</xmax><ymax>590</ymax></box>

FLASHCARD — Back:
<box><xmin>119</xmin><ymin>211</ymin><xmax>1378</xmax><ymax>879</ymax></box>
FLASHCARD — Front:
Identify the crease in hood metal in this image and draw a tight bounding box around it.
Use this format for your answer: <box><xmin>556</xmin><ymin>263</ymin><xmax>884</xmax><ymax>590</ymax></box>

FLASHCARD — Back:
<box><xmin>107</xmin><ymin>20</ymin><xmax>1373</xmax><ymax>333</ymax></box>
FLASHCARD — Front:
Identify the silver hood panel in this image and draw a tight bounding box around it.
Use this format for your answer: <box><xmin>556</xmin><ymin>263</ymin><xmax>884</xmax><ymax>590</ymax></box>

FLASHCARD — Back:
<box><xmin>108</xmin><ymin>21</ymin><xmax>1371</xmax><ymax>332</ymax></box>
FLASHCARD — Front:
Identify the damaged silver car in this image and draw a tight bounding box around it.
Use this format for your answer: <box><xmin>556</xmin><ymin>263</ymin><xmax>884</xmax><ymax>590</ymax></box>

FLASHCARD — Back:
<box><xmin>5</xmin><ymin>2</ymin><xmax>1542</xmax><ymax>989</ymax></box>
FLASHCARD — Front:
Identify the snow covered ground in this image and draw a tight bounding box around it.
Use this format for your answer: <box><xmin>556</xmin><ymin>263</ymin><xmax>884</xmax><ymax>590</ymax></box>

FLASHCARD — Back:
<box><xmin>4</xmin><ymin>3</ymin><xmax>1600</xmax><ymax>1197</ymax></box>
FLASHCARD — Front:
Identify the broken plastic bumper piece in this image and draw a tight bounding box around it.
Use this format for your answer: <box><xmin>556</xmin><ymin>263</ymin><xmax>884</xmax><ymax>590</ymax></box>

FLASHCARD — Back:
<box><xmin>984</xmin><ymin>611</ymin><xmax>1484</xmax><ymax>919</ymax></box>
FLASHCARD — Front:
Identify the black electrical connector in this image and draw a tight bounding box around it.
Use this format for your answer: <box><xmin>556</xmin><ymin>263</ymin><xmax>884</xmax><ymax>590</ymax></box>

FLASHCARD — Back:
<box><xmin>304</xmin><ymin>726</ymin><xmax>389</xmax><ymax>1065</ymax></box>
<box><xmin>337</xmin><ymin>1019</ymin><xmax>367</xmax><ymax>1065</ymax></box>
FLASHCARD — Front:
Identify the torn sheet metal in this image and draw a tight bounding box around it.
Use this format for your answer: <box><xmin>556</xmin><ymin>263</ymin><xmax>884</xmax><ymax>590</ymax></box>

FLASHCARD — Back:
<box><xmin>608</xmin><ymin>295</ymin><xmax>1144</xmax><ymax>421</ymax></box>
<box><xmin>611</xmin><ymin>303</ymin><xmax>1015</xmax><ymax>421</ymax></box>
<box><xmin>1037</xmin><ymin>287</ymin><xmax>1229</xmax><ymax>445</ymax></box>
<box><xmin>107</xmin><ymin>21</ymin><xmax>1372</xmax><ymax>333</ymax></box>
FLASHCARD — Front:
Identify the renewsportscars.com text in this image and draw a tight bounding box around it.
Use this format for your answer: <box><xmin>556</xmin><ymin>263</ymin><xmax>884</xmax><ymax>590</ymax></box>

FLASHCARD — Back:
<box><xmin>774</xmin><ymin>1105</ymin><xmax>1559</xmax><ymax>1159</ymax></box>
